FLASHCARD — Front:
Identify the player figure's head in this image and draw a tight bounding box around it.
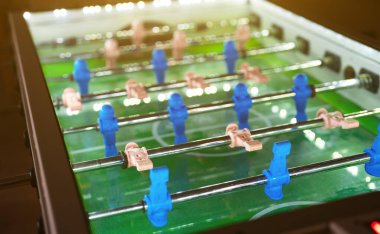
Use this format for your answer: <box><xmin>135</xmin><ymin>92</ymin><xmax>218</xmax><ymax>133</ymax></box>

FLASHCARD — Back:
<box><xmin>293</xmin><ymin>74</ymin><xmax>309</xmax><ymax>88</ymax></box>
<box><xmin>173</xmin><ymin>30</ymin><xmax>185</xmax><ymax>41</ymax></box>
<box><xmin>168</xmin><ymin>93</ymin><xmax>184</xmax><ymax>109</ymax></box>
<box><xmin>273</xmin><ymin>141</ymin><xmax>291</xmax><ymax>157</ymax></box>
<box><xmin>234</xmin><ymin>83</ymin><xmax>249</xmax><ymax>97</ymax></box>
<box><xmin>104</xmin><ymin>39</ymin><xmax>119</xmax><ymax>50</ymax></box>
<box><xmin>152</xmin><ymin>49</ymin><xmax>166</xmax><ymax>61</ymax></box>
<box><xmin>132</xmin><ymin>19</ymin><xmax>144</xmax><ymax>31</ymax></box>
<box><xmin>99</xmin><ymin>104</ymin><xmax>115</xmax><ymax>119</ymax></box>
<box><xmin>74</xmin><ymin>59</ymin><xmax>89</xmax><ymax>71</ymax></box>
<box><xmin>237</xmin><ymin>24</ymin><xmax>250</xmax><ymax>34</ymax></box>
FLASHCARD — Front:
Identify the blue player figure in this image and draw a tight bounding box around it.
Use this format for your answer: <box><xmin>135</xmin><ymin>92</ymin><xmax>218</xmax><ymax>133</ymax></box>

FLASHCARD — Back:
<box><xmin>152</xmin><ymin>49</ymin><xmax>168</xmax><ymax>84</ymax></box>
<box><xmin>263</xmin><ymin>141</ymin><xmax>291</xmax><ymax>200</ymax></box>
<box><xmin>167</xmin><ymin>93</ymin><xmax>188</xmax><ymax>144</ymax></box>
<box><xmin>291</xmin><ymin>73</ymin><xmax>312</xmax><ymax>122</ymax></box>
<box><xmin>144</xmin><ymin>167</ymin><xmax>172</xmax><ymax>227</ymax></box>
<box><xmin>223</xmin><ymin>40</ymin><xmax>239</xmax><ymax>74</ymax></box>
<box><xmin>73</xmin><ymin>58</ymin><xmax>91</xmax><ymax>95</ymax></box>
<box><xmin>364</xmin><ymin>124</ymin><xmax>380</xmax><ymax>177</ymax></box>
<box><xmin>98</xmin><ymin>104</ymin><xmax>119</xmax><ymax>157</ymax></box>
<box><xmin>232</xmin><ymin>83</ymin><xmax>253</xmax><ymax>130</ymax></box>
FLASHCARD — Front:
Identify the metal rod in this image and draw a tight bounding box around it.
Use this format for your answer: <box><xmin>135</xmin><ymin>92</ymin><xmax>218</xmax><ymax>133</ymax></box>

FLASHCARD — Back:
<box><xmin>41</xmin><ymin>30</ymin><xmax>270</xmax><ymax>64</ymax></box>
<box><xmin>63</xmin><ymin>77</ymin><xmax>363</xmax><ymax>135</ymax></box>
<box><xmin>71</xmin><ymin>108</ymin><xmax>380</xmax><ymax>173</ymax></box>
<box><xmin>88</xmin><ymin>152</ymin><xmax>370</xmax><ymax>220</ymax></box>
<box><xmin>48</xmin><ymin>42</ymin><xmax>296</xmax><ymax>81</ymax></box>
<box><xmin>53</xmin><ymin>59</ymin><xmax>322</xmax><ymax>108</ymax></box>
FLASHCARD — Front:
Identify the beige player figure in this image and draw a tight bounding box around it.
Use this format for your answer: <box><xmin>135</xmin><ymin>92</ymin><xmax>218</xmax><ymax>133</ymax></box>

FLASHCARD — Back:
<box><xmin>125</xmin><ymin>80</ymin><xmax>148</xmax><ymax>100</ymax></box>
<box><xmin>235</xmin><ymin>24</ymin><xmax>251</xmax><ymax>54</ymax></box>
<box><xmin>62</xmin><ymin>88</ymin><xmax>82</xmax><ymax>111</ymax></box>
<box><xmin>131</xmin><ymin>20</ymin><xmax>146</xmax><ymax>47</ymax></box>
<box><xmin>125</xmin><ymin>142</ymin><xmax>153</xmax><ymax>171</ymax></box>
<box><xmin>185</xmin><ymin>72</ymin><xmax>209</xmax><ymax>89</ymax></box>
<box><xmin>226</xmin><ymin>123</ymin><xmax>262</xmax><ymax>152</ymax></box>
<box><xmin>104</xmin><ymin>39</ymin><xmax>120</xmax><ymax>69</ymax></box>
<box><xmin>172</xmin><ymin>30</ymin><xmax>187</xmax><ymax>60</ymax></box>
<box><xmin>316</xmin><ymin>108</ymin><xmax>359</xmax><ymax>129</ymax></box>
<box><xmin>240</xmin><ymin>63</ymin><xmax>269</xmax><ymax>83</ymax></box>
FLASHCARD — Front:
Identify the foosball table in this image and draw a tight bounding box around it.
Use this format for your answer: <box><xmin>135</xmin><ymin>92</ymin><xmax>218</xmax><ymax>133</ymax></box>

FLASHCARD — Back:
<box><xmin>10</xmin><ymin>0</ymin><xmax>380</xmax><ymax>233</ymax></box>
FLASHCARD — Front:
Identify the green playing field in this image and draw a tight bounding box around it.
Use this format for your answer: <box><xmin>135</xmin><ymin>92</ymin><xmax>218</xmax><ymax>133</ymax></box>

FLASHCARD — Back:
<box><xmin>40</xmin><ymin>26</ymin><xmax>380</xmax><ymax>234</ymax></box>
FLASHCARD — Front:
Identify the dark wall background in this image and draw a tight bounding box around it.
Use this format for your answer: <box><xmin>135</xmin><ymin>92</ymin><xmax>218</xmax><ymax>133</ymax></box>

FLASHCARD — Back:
<box><xmin>269</xmin><ymin>0</ymin><xmax>380</xmax><ymax>50</ymax></box>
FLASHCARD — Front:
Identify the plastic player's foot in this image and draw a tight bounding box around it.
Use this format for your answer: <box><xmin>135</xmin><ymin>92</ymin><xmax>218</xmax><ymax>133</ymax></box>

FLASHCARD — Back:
<box><xmin>295</xmin><ymin>113</ymin><xmax>307</xmax><ymax>123</ymax></box>
<box><xmin>238</xmin><ymin>122</ymin><xmax>250</xmax><ymax>130</ymax></box>
<box><xmin>155</xmin><ymin>73</ymin><xmax>165</xmax><ymax>85</ymax></box>
<box><xmin>227</xmin><ymin>63</ymin><xmax>235</xmax><ymax>74</ymax></box>
<box><xmin>147</xmin><ymin>211</ymin><xmax>168</xmax><ymax>228</ymax></box>
<box><xmin>174</xmin><ymin>135</ymin><xmax>187</xmax><ymax>145</ymax></box>
<box><xmin>245</xmin><ymin>140</ymin><xmax>262</xmax><ymax>152</ymax></box>
<box><xmin>365</xmin><ymin>164</ymin><xmax>380</xmax><ymax>177</ymax></box>
<box><xmin>77</xmin><ymin>81</ymin><xmax>90</xmax><ymax>96</ymax></box>
<box><xmin>264</xmin><ymin>185</ymin><xmax>283</xmax><ymax>200</ymax></box>
<box><xmin>105</xmin><ymin>145</ymin><xmax>118</xmax><ymax>157</ymax></box>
